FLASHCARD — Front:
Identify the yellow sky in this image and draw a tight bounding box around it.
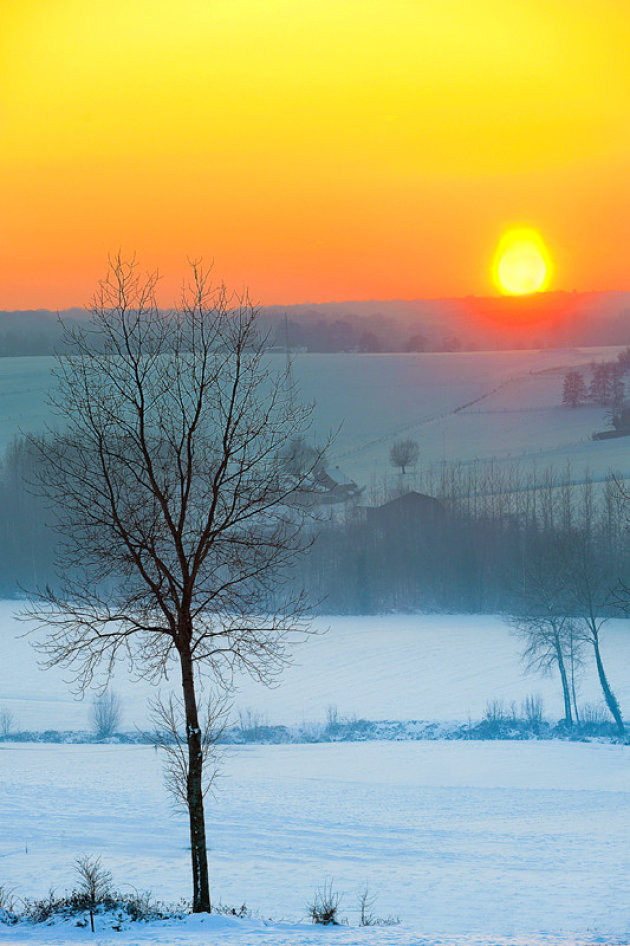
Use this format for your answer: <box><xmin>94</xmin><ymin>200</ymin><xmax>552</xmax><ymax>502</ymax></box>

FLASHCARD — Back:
<box><xmin>2</xmin><ymin>0</ymin><xmax>630</xmax><ymax>307</ymax></box>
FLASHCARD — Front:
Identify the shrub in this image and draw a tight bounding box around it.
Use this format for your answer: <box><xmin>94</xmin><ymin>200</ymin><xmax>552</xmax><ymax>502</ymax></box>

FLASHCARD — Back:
<box><xmin>20</xmin><ymin>887</ymin><xmax>174</xmax><ymax>927</ymax></box>
<box><xmin>212</xmin><ymin>902</ymin><xmax>249</xmax><ymax>917</ymax></box>
<box><xmin>308</xmin><ymin>880</ymin><xmax>342</xmax><ymax>925</ymax></box>
<box><xmin>358</xmin><ymin>887</ymin><xmax>376</xmax><ymax>926</ymax></box>
<box><xmin>358</xmin><ymin>887</ymin><xmax>399</xmax><ymax>927</ymax></box>
<box><xmin>0</xmin><ymin>885</ymin><xmax>17</xmax><ymax>924</ymax></box>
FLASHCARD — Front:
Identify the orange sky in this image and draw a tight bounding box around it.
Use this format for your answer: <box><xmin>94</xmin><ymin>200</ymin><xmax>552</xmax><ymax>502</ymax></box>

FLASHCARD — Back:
<box><xmin>2</xmin><ymin>0</ymin><xmax>630</xmax><ymax>308</ymax></box>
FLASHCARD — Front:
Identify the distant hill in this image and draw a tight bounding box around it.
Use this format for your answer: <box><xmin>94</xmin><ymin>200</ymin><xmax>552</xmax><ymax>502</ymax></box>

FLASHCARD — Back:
<box><xmin>2</xmin><ymin>291</ymin><xmax>630</xmax><ymax>355</ymax></box>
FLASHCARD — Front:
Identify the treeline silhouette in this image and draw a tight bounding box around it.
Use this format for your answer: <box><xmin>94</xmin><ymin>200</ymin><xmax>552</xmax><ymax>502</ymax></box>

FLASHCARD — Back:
<box><xmin>4</xmin><ymin>289</ymin><xmax>630</xmax><ymax>355</ymax></box>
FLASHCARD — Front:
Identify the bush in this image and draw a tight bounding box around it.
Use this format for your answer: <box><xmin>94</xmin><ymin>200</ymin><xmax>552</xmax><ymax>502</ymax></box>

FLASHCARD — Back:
<box><xmin>308</xmin><ymin>880</ymin><xmax>342</xmax><ymax>925</ymax></box>
<box><xmin>212</xmin><ymin>902</ymin><xmax>249</xmax><ymax>917</ymax></box>
<box><xmin>91</xmin><ymin>692</ymin><xmax>122</xmax><ymax>739</ymax></box>
<box><xmin>20</xmin><ymin>887</ymin><xmax>175</xmax><ymax>927</ymax></box>
<box><xmin>0</xmin><ymin>885</ymin><xmax>17</xmax><ymax>925</ymax></box>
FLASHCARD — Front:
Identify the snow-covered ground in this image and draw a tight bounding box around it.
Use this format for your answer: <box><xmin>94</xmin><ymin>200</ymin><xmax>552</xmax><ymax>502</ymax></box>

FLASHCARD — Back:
<box><xmin>0</xmin><ymin>348</ymin><xmax>627</xmax><ymax>484</ymax></box>
<box><xmin>1</xmin><ymin>741</ymin><xmax>630</xmax><ymax>944</ymax></box>
<box><xmin>1</xmin><ymin>603</ymin><xmax>629</xmax><ymax>732</ymax></box>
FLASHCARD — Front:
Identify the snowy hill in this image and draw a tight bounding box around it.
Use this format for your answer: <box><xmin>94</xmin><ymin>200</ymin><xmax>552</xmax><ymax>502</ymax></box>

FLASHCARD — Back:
<box><xmin>0</xmin><ymin>347</ymin><xmax>627</xmax><ymax>487</ymax></box>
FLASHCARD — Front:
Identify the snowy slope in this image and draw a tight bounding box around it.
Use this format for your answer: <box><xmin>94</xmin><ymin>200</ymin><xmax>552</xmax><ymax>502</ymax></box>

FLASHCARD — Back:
<box><xmin>0</xmin><ymin>348</ymin><xmax>627</xmax><ymax>485</ymax></box>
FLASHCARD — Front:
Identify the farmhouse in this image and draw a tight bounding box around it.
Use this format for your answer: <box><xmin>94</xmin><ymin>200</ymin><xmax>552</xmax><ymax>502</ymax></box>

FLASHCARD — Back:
<box><xmin>366</xmin><ymin>491</ymin><xmax>445</xmax><ymax>533</ymax></box>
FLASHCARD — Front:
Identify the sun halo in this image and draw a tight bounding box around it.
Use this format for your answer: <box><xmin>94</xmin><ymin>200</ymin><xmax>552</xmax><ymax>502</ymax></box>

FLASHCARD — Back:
<box><xmin>492</xmin><ymin>228</ymin><xmax>552</xmax><ymax>296</ymax></box>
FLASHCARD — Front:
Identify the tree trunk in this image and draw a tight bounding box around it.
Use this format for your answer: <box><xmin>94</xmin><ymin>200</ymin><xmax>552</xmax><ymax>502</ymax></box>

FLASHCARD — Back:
<box><xmin>593</xmin><ymin>635</ymin><xmax>625</xmax><ymax>737</ymax></box>
<box><xmin>556</xmin><ymin>645</ymin><xmax>573</xmax><ymax>727</ymax></box>
<box><xmin>179</xmin><ymin>641</ymin><xmax>211</xmax><ymax>913</ymax></box>
<box><xmin>570</xmin><ymin>667</ymin><xmax>580</xmax><ymax>725</ymax></box>
<box><xmin>569</xmin><ymin>632</ymin><xmax>580</xmax><ymax>724</ymax></box>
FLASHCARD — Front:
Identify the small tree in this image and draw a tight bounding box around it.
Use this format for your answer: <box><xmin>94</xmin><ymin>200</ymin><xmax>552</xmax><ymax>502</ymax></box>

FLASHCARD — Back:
<box><xmin>280</xmin><ymin>436</ymin><xmax>324</xmax><ymax>478</ymax></box>
<box><xmin>90</xmin><ymin>690</ymin><xmax>122</xmax><ymax>739</ymax></box>
<box><xmin>74</xmin><ymin>855</ymin><xmax>113</xmax><ymax>933</ymax></box>
<box><xmin>562</xmin><ymin>370</ymin><xmax>586</xmax><ymax>408</ymax></box>
<box><xmin>389</xmin><ymin>439</ymin><xmax>419</xmax><ymax>475</ymax></box>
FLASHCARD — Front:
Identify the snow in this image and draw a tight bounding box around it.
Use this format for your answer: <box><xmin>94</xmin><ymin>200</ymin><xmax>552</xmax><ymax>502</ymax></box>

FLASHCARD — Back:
<box><xmin>1</xmin><ymin>741</ymin><xmax>630</xmax><ymax>944</ymax></box>
<box><xmin>2</xmin><ymin>604</ymin><xmax>630</xmax><ymax>731</ymax></box>
<box><xmin>1</xmin><ymin>348</ymin><xmax>628</xmax><ymax>485</ymax></box>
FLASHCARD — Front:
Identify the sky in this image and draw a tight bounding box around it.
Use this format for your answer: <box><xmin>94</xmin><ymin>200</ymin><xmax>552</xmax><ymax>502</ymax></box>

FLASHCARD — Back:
<box><xmin>2</xmin><ymin>0</ymin><xmax>630</xmax><ymax>308</ymax></box>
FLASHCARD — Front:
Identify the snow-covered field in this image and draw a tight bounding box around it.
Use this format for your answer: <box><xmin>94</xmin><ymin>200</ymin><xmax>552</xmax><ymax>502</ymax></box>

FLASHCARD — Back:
<box><xmin>2</xmin><ymin>603</ymin><xmax>630</xmax><ymax>731</ymax></box>
<box><xmin>0</xmin><ymin>348</ymin><xmax>627</xmax><ymax>484</ymax></box>
<box><xmin>1</xmin><ymin>741</ymin><xmax>630</xmax><ymax>944</ymax></box>
<box><xmin>3</xmin><ymin>607</ymin><xmax>630</xmax><ymax>943</ymax></box>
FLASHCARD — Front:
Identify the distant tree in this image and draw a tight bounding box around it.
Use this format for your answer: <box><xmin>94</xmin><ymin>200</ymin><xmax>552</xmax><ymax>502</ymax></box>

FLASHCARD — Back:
<box><xmin>405</xmin><ymin>333</ymin><xmax>427</xmax><ymax>353</ymax></box>
<box><xmin>617</xmin><ymin>346</ymin><xmax>630</xmax><ymax>372</ymax></box>
<box><xmin>589</xmin><ymin>363</ymin><xmax>611</xmax><ymax>405</ymax></box>
<box><xmin>510</xmin><ymin>613</ymin><xmax>579</xmax><ymax>727</ymax></box>
<box><xmin>91</xmin><ymin>690</ymin><xmax>122</xmax><ymax>739</ymax></box>
<box><xmin>589</xmin><ymin>362</ymin><xmax>623</xmax><ymax>407</ymax></box>
<box><xmin>565</xmin><ymin>543</ymin><xmax>624</xmax><ymax>736</ymax></box>
<box><xmin>389</xmin><ymin>439</ymin><xmax>419</xmax><ymax>475</ymax></box>
<box><xmin>509</xmin><ymin>542</ymin><xmax>582</xmax><ymax>727</ymax></box>
<box><xmin>562</xmin><ymin>370</ymin><xmax>586</xmax><ymax>408</ymax></box>
<box><xmin>150</xmin><ymin>691</ymin><xmax>228</xmax><ymax>809</ymax></box>
<box><xmin>358</xmin><ymin>330</ymin><xmax>382</xmax><ymax>353</ymax></box>
<box><xmin>0</xmin><ymin>707</ymin><xmax>14</xmax><ymax>738</ymax></box>
<box><xmin>281</xmin><ymin>436</ymin><xmax>324</xmax><ymax>478</ymax></box>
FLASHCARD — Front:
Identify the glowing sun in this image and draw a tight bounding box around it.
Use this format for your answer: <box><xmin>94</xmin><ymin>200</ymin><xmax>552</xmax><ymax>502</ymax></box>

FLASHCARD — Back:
<box><xmin>492</xmin><ymin>228</ymin><xmax>552</xmax><ymax>295</ymax></box>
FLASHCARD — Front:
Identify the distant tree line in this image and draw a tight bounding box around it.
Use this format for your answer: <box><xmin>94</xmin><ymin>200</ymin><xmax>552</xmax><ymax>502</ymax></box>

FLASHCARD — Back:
<box><xmin>2</xmin><ymin>440</ymin><xmax>630</xmax><ymax>622</ymax></box>
<box><xmin>287</xmin><ymin>460</ymin><xmax>630</xmax><ymax>615</ymax></box>
<box><xmin>562</xmin><ymin>348</ymin><xmax>630</xmax><ymax>410</ymax></box>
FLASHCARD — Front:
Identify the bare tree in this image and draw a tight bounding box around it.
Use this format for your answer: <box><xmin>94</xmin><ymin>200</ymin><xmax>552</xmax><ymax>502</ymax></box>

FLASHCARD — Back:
<box><xmin>509</xmin><ymin>542</ymin><xmax>582</xmax><ymax>727</ymax></box>
<box><xmin>510</xmin><ymin>613</ymin><xmax>579</xmax><ymax>726</ymax></box>
<box><xmin>565</xmin><ymin>542</ymin><xmax>624</xmax><ymax>736</ymax></box>
<box><xmin>561</xmin><ymin>370</ymin><xmax>586</xmax><ymax>408</ymax></box>
<box><xmin>26</xmin><ymin>255</ymin><xmax>324</xmax><ymax>912</ymax></box>
<box><xmin>389</xmin><ymin>439</ymin><xmax>419</xmax><ymax>475</ymax></box>
<box><xmin>0</xmin><ymin>707</ymin><xmax>14</xmax><ymax>738</ymax></box>
<box><xmin>90</xmin><ymin>690</ymin><xmax>122</xmax><ymax>739</ymax></box>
